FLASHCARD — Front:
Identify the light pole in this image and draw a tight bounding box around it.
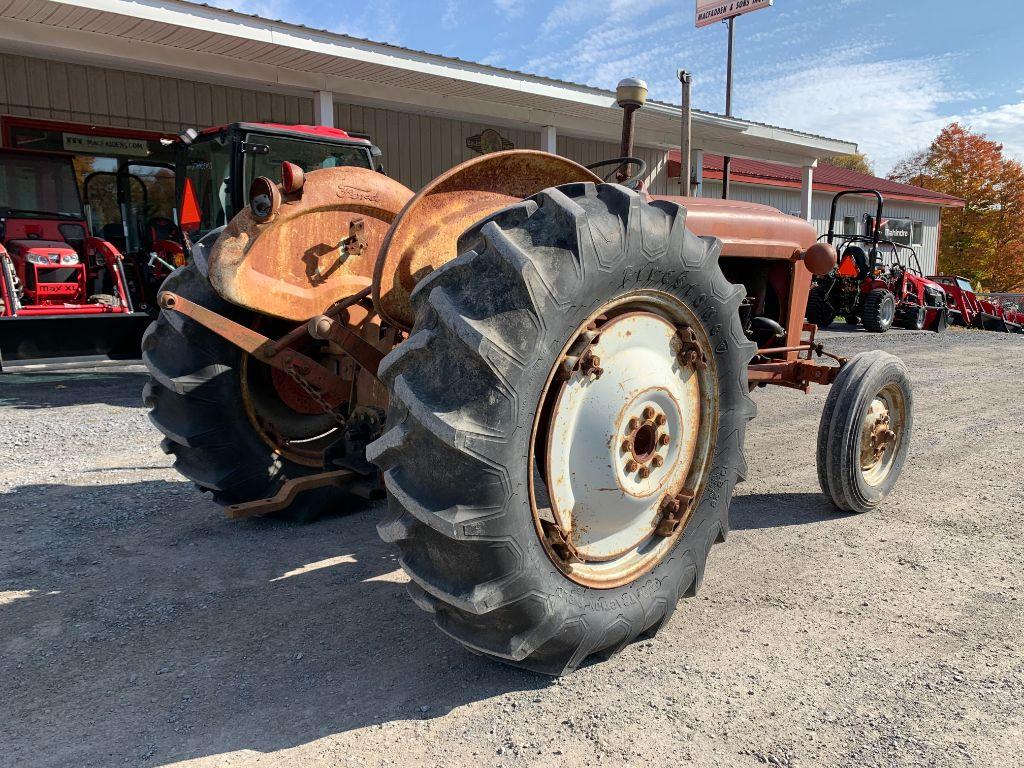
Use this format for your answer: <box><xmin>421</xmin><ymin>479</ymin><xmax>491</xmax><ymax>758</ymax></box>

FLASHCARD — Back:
<box><xmin>722</xmin><ymin>15</ymin><xmax>735</xmax><ymax>200</ymax></box>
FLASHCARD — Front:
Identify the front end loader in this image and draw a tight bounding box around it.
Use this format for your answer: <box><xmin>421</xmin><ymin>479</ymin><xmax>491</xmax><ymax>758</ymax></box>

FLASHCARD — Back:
<box><xmin>144</xmin><ymin>112</ymin><xmax>915</xmax><ymax>675</ymax></box>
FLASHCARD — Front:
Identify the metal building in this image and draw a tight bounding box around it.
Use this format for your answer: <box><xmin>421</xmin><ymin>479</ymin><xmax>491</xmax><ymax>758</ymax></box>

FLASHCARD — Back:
<box><xmin>0</xmin><ymin>0</ymin><xmax>856</xmax><ymax>207</ymax></box>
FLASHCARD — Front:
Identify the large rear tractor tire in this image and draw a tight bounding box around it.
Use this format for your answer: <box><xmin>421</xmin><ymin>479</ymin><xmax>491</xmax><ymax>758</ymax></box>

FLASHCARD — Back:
<box><xmin>861</xmin><ymin>289</ymin><xmax>896</xmax><ymax>333</ymax></box>
<box><xmin>143</xmin><ymin>262</ymin><xmax>348</xmax><ymax>522</ymax></box>
<box><xmin>816</xmin><ymin>351</ymin><xmax>912</xmax><ymax>513</ymax></box>
<box><xmin>369</xmin><ymin>183</ymin><xmax>757</xmax><ymax>675</ymax></box>
<box><xmin>805</xmin><ymin>284</ymin><xmax>836</xmax><ymax>328</ymax></box>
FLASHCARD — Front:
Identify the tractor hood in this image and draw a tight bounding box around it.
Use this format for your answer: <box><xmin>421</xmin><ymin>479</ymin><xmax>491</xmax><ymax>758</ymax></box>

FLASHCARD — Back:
<box><xmin>6</xmin><ymin>240</ymin><xmax>79</xmax><ymax>262</ymax></box>
<box><xmin>651</xmin><ymin>196</ymin><xmax>817</xmax><ymax>261</ymax></box>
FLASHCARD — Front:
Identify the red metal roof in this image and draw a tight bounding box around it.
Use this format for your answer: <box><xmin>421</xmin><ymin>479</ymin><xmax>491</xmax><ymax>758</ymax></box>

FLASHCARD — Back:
<box><xmin>666</xmin><ymin>150</ymin><xmax>964</xmax><ymax>207</ymax></box>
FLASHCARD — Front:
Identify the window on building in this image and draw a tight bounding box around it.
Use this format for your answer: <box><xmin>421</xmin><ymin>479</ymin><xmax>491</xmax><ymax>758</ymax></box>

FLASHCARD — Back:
<box><xmin>843</xmin><ymin>216</ymin><xmax>858</xmax><ymax>235</ymax></box>
<box><xmin>912</xmin><ymin>221</ymin><xmax>924</xmax><ymax>246</ymax></box>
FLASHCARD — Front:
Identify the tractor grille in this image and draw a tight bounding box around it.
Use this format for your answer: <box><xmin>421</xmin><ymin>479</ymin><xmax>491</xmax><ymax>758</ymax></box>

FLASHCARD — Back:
<box><xmin>35</xmin><ymin>267</ymin><xmax>80</xmax><ymax>284</ymax></box>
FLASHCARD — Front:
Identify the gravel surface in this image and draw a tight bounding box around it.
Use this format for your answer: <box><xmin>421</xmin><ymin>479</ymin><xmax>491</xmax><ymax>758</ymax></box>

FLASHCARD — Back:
<box><xmin>1</xmin><ymin>327</ymin><xmax>1022</xmax><ymax>768</ymax></box>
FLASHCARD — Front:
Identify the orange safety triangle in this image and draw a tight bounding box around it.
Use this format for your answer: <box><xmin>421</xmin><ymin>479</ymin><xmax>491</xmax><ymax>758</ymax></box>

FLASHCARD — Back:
<box><xmin>179</xmin><ymin>177</ymin><xmax>203</xmax><ymax>232</ymax></box>
<box><xmin>837</xmin><ymin>254</ymin><xmax>859</xmax><ymax>278</ymax></box>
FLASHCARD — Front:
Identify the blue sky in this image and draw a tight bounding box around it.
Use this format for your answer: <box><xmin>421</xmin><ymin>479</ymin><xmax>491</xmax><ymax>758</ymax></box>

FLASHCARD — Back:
<box><xmin>211</xmin><ymin>0</ymin><xmax>1024</xmax><ymax>174</ymax></box>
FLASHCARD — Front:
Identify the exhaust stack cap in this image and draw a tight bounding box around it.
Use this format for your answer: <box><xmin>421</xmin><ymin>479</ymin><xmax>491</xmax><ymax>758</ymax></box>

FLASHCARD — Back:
<box><xmin>616</xmin><ymin>78</ymin><xmax>648</xmax><ymax>109</ymax></box>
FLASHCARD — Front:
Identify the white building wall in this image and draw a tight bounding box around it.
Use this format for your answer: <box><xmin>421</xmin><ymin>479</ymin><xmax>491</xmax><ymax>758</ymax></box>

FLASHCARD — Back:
<box><xmin>700</xmin><ymin>180</ymin><xmax>943</xmax><ymax>275</ymax></box>
<box><xmin>0</xmin><ymin>52</ymin><xmax>315</xmax><ymax>131</ymax></box>
<box><xmin>1</xmin><ymin>52</ymin><xmax>673</xmax><ymax>195</ymax></box>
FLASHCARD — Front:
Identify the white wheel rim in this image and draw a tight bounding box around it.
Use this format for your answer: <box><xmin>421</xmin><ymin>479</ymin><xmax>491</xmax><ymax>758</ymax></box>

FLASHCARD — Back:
<box><xmin>546</xmin><ymin>313</ymin><xmax>701</xmax><ymax>560</ymax></box>
<box><xmin>530</xmin><ymin>295</ymin><xmax>718</xmax><ymax>589</ymax></box>
<box><xmin>880</xmin><ymin>297</ymin><xmax>895</xmax><ymax>325</ymax></box>
<box><xmin>859</xmin><ymin>383</ymin><xmax>905</xmax><ymax>486</ymax></box>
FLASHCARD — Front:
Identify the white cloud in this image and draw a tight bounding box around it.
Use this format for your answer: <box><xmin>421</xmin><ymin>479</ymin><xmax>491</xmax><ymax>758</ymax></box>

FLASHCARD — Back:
<box><xmin>441</xmin><ymin>0</ymin><xmax>459</xmax><ymax>30</ymax></box>
<box><xmin>963</xmin><ymin>100</ymin><xmax>1024</xmax><ymax>163</ymax></box>
<box><xmin>743</xmin><ymin>50</ymin><xmax>1024</xmax><ymax>174</ymax></box>
<box><xmin>494</xmin><ymin>0</ymin><xmax>524</xmax><ymax>18</ymax></box>
<box><xmin>741</xmin><ymin>53</ymin><xmax>950</xmax><ymax>173</ymax></box>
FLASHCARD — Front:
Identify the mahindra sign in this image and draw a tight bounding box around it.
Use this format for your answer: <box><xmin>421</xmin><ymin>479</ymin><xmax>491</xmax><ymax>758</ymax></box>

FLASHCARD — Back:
<box><xmin>696</xmin><ymin>0</ymin><xmax>773</xmax><ymax>28</ymax></box>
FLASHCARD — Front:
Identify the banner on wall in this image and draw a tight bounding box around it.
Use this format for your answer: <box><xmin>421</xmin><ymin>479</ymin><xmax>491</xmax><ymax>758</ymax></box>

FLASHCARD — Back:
<box><xmin>62</xmin><ymin>133</ymin><xmax>150</xmax><ymax>156</ymax></box>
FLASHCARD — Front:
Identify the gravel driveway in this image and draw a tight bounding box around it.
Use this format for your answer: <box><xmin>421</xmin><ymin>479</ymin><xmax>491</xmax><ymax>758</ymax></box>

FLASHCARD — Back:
<box><xmin>1</xmin><ymin>327</ymin><xmax>1022</xmax><ymax>768</ymax></box>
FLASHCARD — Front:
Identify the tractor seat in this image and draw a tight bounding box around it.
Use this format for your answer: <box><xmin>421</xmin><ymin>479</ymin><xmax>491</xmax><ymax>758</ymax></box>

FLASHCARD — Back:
<box><xmin>148</xmin><ymin>217</ymin><xmax>181</xmax><ymax>244</ymax></box>
<box><xmin>842</xmin><ymin>245</ymin><xmax>869</xmax><ymax>279</ymax></box>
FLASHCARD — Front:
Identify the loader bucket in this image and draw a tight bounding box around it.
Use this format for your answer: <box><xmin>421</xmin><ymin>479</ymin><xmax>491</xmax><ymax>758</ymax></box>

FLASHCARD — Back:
<box><xmin>973</xmin><ymin>312</ymin><xmax>1010</xmax><ymax>332</ymax></box>
<box><xmin>0</xmin><ymin>312</ymin><xmax>150</xmax><ymax>370</ymax></box>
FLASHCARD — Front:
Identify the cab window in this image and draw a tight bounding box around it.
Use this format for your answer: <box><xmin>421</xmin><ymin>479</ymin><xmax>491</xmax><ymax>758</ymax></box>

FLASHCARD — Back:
<box><xmin>183</xmin><ymin>135</ymin><xmax>232</xmax><ymax>238</ymax></box>
<box><xmin>243</xmin><ymin>133</ymin><xmax>372</xmax><ymax>192</ymax></box>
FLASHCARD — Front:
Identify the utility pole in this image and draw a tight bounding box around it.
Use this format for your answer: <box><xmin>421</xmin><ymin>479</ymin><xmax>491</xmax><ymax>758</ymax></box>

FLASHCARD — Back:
<box><xmin>722</xmin><ymin>15</ymin><xmax>734</xmax><ymax>200</ymax></box>
<box><xmin>678</xmin><ymin>69</ymin><xmax>692</xmax><ymax>196</ymax></box>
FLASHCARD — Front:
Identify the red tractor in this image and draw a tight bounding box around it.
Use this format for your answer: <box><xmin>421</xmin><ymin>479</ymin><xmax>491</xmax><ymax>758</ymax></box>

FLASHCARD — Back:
<box><xmin>806</xmin><ymin>190</ymin><xmax>948</xmax><ymax>333</ymax></box>
<box><xmin>0</xmin><ymin>149</ymin><xmax>149</xmax><ymax>368</ymax></box>
<box><xmin>926</xmin><ymin>275</ymin><xmax>1024</xmax><ymax>333</ymax></box>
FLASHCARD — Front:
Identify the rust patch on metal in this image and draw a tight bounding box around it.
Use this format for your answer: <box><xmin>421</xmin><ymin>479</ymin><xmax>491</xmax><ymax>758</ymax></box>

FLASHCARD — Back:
<box><xmin>208</xmin><ymin>166</ymin><xmax>413</xmax><ymax>321</ymax></box>
<box><xmin>225</xmin><ymin>469</ymin><xmax>357</xmax><ymax>519</ymax></box>
<box><xmin>373</xmin><ymin>150</ymin><xmax>601</xmax><ymax>329</ymax></box>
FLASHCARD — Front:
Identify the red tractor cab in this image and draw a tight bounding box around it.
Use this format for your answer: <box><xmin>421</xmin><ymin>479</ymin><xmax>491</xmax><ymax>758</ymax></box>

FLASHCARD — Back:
<box><xmin>0</xmin><ymin>149</ymin><xmax>151</xmax><ymax>367</ymax></box>
<box><xmin>927</xmin><ymin>275</ymin><xmax>1024</xmax><ymax>333</ymax></box>
<box><xmin>175</xmin><ymin>122</ymin><xmax>380</xmax><ymax>242</ymax></box>
<box><xmin>806</xmin><ymin>189</ymin><xmax>948</xmax><ymax>333</ymax></box>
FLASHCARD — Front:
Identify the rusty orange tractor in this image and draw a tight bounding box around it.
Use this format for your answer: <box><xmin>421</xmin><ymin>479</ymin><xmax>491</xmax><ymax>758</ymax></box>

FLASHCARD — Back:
<box><xmin>144</xmin><ymin>114</ymin><xmax>914</xmax><ymax>675</ymax></box>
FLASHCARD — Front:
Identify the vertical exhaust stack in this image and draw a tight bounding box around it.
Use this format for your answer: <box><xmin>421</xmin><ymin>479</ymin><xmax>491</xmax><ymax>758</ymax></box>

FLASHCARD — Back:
<box><xmin>615</xmin><ymin>77</ymin><xmax>648</xmax><ymax>182</ymax></box>
<box><xmin>678</xmin><ymin>70</ymin><xmax>692</xmax><ymax>196</ymax></box>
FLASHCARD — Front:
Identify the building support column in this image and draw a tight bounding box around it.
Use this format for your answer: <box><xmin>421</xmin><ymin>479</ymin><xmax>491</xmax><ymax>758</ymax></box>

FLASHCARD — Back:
<box><xmin>541</xmin><ymin>125</ymin><xmax>557</xmax><ymax>154</ymax></box>
<box><xmin>800</xmin><ymin>162</ymin><xmax>816</xmax><ymax>221</ymax></box>
<box><xmin>315</xmin><ymin>90</ymin><xmax>334</xmax><ymax>128</ymax></box>
<box><xmin>690</xmin><ymin>149</ymin><xmax>704</xmax><ymax>197</ymax></box>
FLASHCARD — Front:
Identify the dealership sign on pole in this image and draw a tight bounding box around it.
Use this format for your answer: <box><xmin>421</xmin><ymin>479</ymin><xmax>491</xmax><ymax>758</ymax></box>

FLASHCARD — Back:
<box><xmin>695</xmin><ymin>0</ymin><xmax>773</xmax><ymax>28</ymax></box>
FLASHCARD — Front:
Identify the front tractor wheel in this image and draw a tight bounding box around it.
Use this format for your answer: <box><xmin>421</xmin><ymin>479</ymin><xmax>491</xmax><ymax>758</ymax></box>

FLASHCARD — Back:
<box><xmin>816</xmin><ymin>351</ymin><xmax>913</xmax><ymax>513</ymax></box>
<box><xmin>369</xmin><ymin>183</ymin><xmax>756</xmax><ymax>675</ymax></box>
<box><xmin>861</xmin><ymin>289</ymin><xmax>896</xmax><ymax>332</ymax></box>
<box><xmin>143</xmin><ymin>262</ymin><xmax>350</xmax><ymax>521</ymax></box>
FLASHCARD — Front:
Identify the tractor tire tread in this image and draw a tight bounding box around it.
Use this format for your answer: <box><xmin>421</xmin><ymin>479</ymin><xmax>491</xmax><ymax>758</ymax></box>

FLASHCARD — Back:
<box><xmin>368</xmin><ymin>182</ymin><xmax>756</xmax><ymax>675</ymax></box>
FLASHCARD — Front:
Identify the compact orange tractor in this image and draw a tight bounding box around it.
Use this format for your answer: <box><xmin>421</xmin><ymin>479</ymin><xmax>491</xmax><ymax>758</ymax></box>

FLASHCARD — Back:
<box><xmin>144</xmin><ymin>107</ymin><xmax>914</xmax><ymax>674</ymax></box>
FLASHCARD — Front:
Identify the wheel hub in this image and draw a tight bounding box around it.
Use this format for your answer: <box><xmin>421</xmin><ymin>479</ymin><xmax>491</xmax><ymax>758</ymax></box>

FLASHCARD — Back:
<box><xmin>858</xmin><ymin>390</ymin><xmax>903</xmax><ymax>485</ymax></box>
<box><xmin>532</xmin><ymin>300</ymin><xmax>717</xmax><ymax>588</ymax></box>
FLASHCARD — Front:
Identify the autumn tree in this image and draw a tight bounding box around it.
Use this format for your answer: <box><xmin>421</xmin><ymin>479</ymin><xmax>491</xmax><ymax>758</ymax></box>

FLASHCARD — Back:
<box><xmin>889</xmin><ymin>123</ymin><xmax>1024</xmax><ymax>291</ymax></box>
<box><xmin>822</xmin><ymin>152</ymin><xmax>874</xmax><ymax>175</ymax></box>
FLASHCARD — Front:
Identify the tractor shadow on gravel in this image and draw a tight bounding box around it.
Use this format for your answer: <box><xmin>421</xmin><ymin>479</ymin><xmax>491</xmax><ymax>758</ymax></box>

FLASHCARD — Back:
<box><xmin>0</xmin><ymin>368</ymin><xmax>149</xmax><ymax>409</ymax></box>
<box><xmin>0</xmin><ymin>479</ymin><xmax>545</xmax><ymax>766</ymax></box>
<box><xmin>731</xmin><ymin>492</ymin><xmax>845</xmax><ymax>530</ymax></box>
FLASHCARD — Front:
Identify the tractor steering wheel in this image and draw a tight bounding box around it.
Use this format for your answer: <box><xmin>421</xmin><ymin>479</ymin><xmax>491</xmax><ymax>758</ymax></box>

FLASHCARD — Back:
<box><xmin>586</xmin><ymin>157</ymin><xmax>648</xmax><ymax>188</ymax></box>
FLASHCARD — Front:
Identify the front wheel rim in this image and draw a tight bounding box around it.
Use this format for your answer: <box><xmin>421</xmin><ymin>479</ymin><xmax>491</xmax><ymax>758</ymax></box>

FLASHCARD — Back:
<box><xmin>858</xmin><ymin>383</ymin><xmax>906</xmax><ymax>486</ymax></box>
<box><xmin>529</xmin><ymin>292</ymin><xmax>719</xmax><ymax>589</ymax></box>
